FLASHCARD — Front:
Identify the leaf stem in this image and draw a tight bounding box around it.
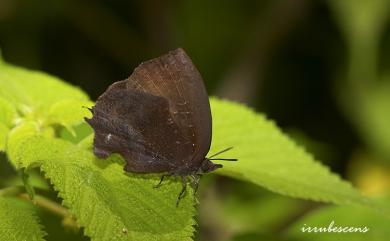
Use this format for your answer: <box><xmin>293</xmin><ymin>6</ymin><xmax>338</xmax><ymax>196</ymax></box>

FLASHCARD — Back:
<box><xmin>0</xmin><ymin>186</ymin><xmax>78</xmax><ymax>228</ymax></box>
<box><xmin>0</xmin><ymin>186</ymin><xmax>23</xmax><ymax>196</ymax></box>
<box><xmin>19</xmin><ymin>193</ymin><xmax>68</xmax><ymax>217</ymax></box>
<box><xmin>18</xmin><ymin>193</ymin><xmax>78</xmax><ymax>228</ymax></box>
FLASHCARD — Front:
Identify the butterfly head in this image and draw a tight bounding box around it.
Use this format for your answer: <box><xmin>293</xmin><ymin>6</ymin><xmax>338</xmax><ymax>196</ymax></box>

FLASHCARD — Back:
<box><xmin>197</xmin><ymin>147</ymin><xmax>238</xmax><ymax>174</ymax></box>
<box><xmin>198</xmin><ymin>159</ymin><xmax>223</xmax><ymax>174</ymax></box>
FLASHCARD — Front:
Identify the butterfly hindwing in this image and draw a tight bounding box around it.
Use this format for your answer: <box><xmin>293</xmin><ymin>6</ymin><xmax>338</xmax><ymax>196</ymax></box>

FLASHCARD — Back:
<box><xmin>86</xmin><ymin>48</ymin><xmax>212</xmax><ymax>175</ymax></box>
<box><xmin>87</xmin><ymin>81</ymin><xmax>192</xmax><ymax>172</ymax></box>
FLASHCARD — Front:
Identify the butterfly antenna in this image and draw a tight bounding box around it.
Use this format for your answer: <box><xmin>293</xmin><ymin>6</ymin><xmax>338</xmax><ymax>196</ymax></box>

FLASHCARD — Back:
<box><xmin>207</xmin><ymin>147</ymin><xmax>237</xmax><ymax>161</ymax></box>
<box><xmin>208</xmin><ymin>158</ymin><xmax>237</xmax><ymax>161</ymax></box>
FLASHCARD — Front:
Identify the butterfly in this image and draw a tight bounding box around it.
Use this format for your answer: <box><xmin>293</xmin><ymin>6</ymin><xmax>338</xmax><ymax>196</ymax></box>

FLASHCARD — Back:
<box><xmin>85</xmin><ymin>48</ymin><xmax>236</xmax><ymax>206</ymax></box>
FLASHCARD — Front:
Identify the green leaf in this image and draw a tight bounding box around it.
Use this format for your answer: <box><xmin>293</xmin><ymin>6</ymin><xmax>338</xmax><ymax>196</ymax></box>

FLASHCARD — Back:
<box><xmin>286</xmin><ymin>198</ymin><xmax>390</xmax><ymax>241</ymax></box>
<box><xmin>6</xmin><ymin>121</ymin><xmax>42</xmax><ymax>169</ymax></box>
<box><xmin>0</xmin><ymin>197</ymin><xmax>46</xmax><ymax>241</ymax></box>
<box><xmin>0</xmin><ymin>123</ymin><xmax>8</xmax><ymax>151</ymax></box>
<box><xmin>2</xmin><ymin>171</ymin><xmax>50</xmax><ymax>191</ymax></box>
<box><xmin>1</xmin><ymin>56</ymin><xmax>376</xmax><ymax>241</ymax></box>
<box><xmin>0</xmin><ymin>59</ymin><xmax>89</xmax><ymax>124</ymax></box>
<box><xmin>60</xmin><ymin>123</ymin><xmax>93</xmax><ymax>144</ymax></box>
<box><xmin>221</xmin><ymin>192</ymin><xmax>305</xmax><ymax>233</ymax></box>
<box><xmin>19</xmin><ymin>169</ymin><xmax>36</xmax><ymax>200</ymax></box>
<box><xmin>203</xmin><ymin>180</ymin><xmax>306</xmax><ymax>236</ymax></box>
<box><xmin>7</xmin><ymin>122</ymin><xmax>196</xmax><ymax>241</ymax></box>
<box><xmin>0</xmin><ymin>97</ymin><xmax>17</xmax><ymax>151</ymax></box>
<box><xmin>0</xmin><ymin>59</ymin><xmax>197</xmax><ymax>240</ymax></box>
<box><xmin>209</xmin><ymin>98</ymin><xmax>371</xmax><ymax>207</ymax></box>
<box><xmin>45</xmin><ymin>99</ymin><xmax>94</xmax><ymax>135</ymax></box>
<box><xmin>0</xmin><ymin>97</ymin><xmax>18</xmax><ymax>127</ymax></box>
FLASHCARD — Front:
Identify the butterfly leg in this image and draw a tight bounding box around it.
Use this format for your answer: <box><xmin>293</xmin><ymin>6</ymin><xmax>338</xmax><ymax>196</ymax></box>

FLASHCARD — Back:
<box><xmin>192</xmin><ymin>174</ymin><xmax>202</xmax><ymax>195</ymax></box>
<box><xmin>153</xmin><ymin>174</ymin><xmax>167</xmax><ymax>188</ymax></box>
<box><xmin>189</xmin><ymin>174</ymin><xmax>201</xmax><ymax>204</ymax></box>
<box><xmin>176</xmin><ymin>176</ymin><xmax>187</xmax><ymax>207</ymax></box>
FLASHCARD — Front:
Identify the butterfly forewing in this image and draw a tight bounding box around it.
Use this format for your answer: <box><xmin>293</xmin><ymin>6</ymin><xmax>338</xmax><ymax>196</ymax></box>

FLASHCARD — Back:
<box><xmin>86</xmin><ymin>48</ymin><xmax>212</xmax><ymax>174</ymax></box>
<box><xmin>126</xmin><ymin>49</ymin><xmax>212</xmax><ymax>168</ymax></box>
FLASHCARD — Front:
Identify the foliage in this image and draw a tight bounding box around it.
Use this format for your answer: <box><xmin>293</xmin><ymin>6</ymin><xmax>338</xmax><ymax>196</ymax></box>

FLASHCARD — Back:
<box><xmin>0</xmin><ymin>57</ymin><xmax>195</xmax><ymax>241</ymax></box>
<box><xmin>0</xmin><ymin>196</ymin><xmax>46</xmax><ymax>241</ymax></box>
<box><xmin>210</xmin><ymin>99</ymin><xmax>370</xmax><ymax>206</ymax></box>
<box><xmin>0</xmin><ymin>54</ymin><xmax>379</xmax><ymax>240</ymax></box>
<box><xmin>287</xmin><ymin>197</ymin><xmax>390</xmax><ymax>241</ymax></box>
<box><xmin>2</xmin><ymin>1</ymin><xmax>390</xmax><ymax>240</ymax></box>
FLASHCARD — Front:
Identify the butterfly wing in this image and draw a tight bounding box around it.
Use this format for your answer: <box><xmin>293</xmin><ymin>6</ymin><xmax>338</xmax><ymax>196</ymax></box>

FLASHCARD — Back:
<box><xmin>86</xmin><ymin>80</ymin><xmax>194</xmax><ymax>173</ymax></box>
<box><xmin>127</xmin><ymin>48</ymin><xmax>212</xmax><ymax>169</ymax></box>
<box><xmin>86</xmin><ymin>49</ymin><xmax>212</xmax><ymax>174</ymax></box>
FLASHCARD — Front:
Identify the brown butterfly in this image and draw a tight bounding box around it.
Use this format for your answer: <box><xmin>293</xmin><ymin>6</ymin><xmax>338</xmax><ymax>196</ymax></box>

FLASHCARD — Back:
<box><xmin>85</xmin><ymin>48</ymin><xmax>236</xmax><ymax>206</ymax></box>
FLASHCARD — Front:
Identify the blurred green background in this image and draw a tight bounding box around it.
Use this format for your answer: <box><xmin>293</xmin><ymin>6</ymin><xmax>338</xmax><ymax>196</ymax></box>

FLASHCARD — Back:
<box><xmin>1</xmin><ymin>0</ymin><xmax>390</xmax><ymax>240</ymax></box>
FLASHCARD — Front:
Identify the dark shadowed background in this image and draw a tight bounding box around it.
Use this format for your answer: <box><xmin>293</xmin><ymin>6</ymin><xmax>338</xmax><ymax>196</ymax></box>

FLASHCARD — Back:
<box><xmin>1</xmin><ymin>0</ymin><xmax>390</xmax><ymax>240</ymax></box>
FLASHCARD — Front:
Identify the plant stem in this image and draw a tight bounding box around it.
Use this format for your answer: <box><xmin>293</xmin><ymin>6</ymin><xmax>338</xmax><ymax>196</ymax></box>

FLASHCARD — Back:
<box><xmin>0</xmin><ymin>186</ymin><xmax>23</xmax><ymax>196</ymax></box>
<box><xmin>18</xmin><ymin>193</ymin><xmax>78</xmax><ymax>228</ymax></box>
<box><xmin>19</xmin><ymin>193</ymin><xmax>68</xmax><ymax>217</ymax></box>
<box><xmin>0</xmin><ymin>186</ymin><xmax>78</xmax><ymax>228</ymax></box>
